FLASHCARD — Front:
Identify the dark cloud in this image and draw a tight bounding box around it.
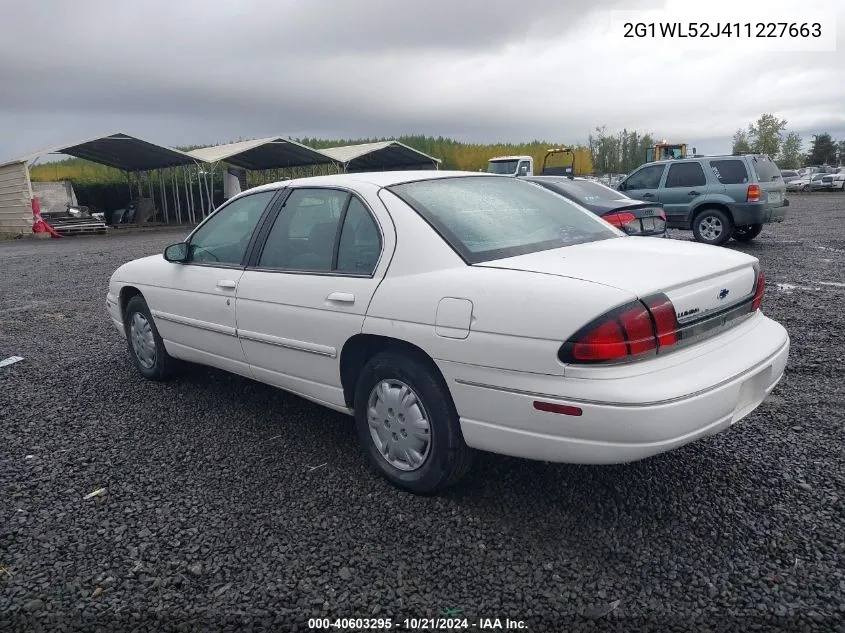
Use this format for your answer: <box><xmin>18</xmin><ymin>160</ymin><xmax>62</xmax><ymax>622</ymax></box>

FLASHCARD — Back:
<box><xmin>1</xmin><ymin>0</ymin><xmax>844</xmax><ymax>161</ymax></box>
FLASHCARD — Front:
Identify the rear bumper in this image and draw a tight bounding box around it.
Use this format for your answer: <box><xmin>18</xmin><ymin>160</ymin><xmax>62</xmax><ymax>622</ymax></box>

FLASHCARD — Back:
<box><xmin>730</xmin><ymin>201</ymin><xmax>787</xmax><ymax>225</ymax></box>
<box><xmin>440</xmin><ymin>312</ymin><xmax>789</xmax><ymax>464</ymax></box>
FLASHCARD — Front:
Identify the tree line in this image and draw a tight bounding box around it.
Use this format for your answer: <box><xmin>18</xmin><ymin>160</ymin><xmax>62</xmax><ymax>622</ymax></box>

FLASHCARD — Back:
<box><xmin>27</xmin><ymin>117</ymin><xmax>844</xmax><ymax>187</ymax></box>
<box><xmin>731</xmin><ymin>114</ymin><xmax>845</xmax><ymax>169</ymax></box>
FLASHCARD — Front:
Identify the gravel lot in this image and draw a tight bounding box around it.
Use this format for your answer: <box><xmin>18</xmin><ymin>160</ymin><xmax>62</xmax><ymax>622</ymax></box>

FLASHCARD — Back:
<box><xmin>1</xmin><ymin>195</ymin><xmax>843</xmax><ymax>633</ymax></box>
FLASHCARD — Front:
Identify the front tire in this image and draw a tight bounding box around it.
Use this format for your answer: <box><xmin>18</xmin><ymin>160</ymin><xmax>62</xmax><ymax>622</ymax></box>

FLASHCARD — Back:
<box><xmin>692</xmin><ymin>208</ymin><xmax>733</xmax><ymax>246</ymax></box>
<box><xmin>353</xmin><ymin>350</ymin><xmax>473</xmax><ymax>494</ymax></box>
<box><xmin>732</xmin><ymin>223</ymin><xmax>764</xmax><ymax>242</ymax></box>
<box><xmin>124</xmin><ymin>295</ymin><xmax>178</xmax><ymax>381</ymax></box>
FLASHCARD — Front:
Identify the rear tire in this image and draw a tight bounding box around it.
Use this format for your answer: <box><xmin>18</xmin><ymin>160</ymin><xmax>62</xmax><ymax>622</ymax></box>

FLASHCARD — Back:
<box><xmin>692</xmin><ymin>208</ymin><xmax>733</xmax><ymax>246</ymax></box>
<box><xmin>353</xmin><ymin>350</ymin><xmax>473</xmax><ymax>494</ymax></box>
<box><xmin>124</xmin><ymin>295</ymin><xmax>178</xmax><ymax>381</ymax></box>
<box><xmin>732</xmin><ymin>223</ymin><xmax>764</xmax><ymax>242</ymax></box>
<box><xmin>802</xmin><ymin>184</ymin><xmax>810</xmax><ymax>192</ymax></box>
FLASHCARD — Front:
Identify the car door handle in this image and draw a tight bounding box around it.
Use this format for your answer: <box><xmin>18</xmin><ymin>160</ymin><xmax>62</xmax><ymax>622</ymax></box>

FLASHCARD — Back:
<box><xmin>216</xmin><ymin>280</ymin><xmax>237</xmax><ymax>289</ymax></box>
<box><xmin>642</xmin><ymin>193</ymin><xmax>655</xmax><ymax>198</ymax></box>
<box><xmin>326</xmin><ymin>292</ymin><xmax>355</xmax><ymax>303</ymax></box>
<box><xmin>688</xmin><ymin>191</ymin><xmax>701</xmax><ymax>196</ymax></box>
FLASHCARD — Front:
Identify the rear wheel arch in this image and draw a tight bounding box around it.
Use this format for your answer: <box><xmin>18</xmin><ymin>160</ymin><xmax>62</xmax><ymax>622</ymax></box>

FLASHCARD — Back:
<box><xmin>344</xmin><ymin>335</ymin><xmax>472</xmax><ymax>493</ymax></box>
<box><xmin>339</xmin><ymin>334</ymin><xmax>451</xmax><ymax>409</ymax></box>
<box><xmin>692</xmin><ymin>202</ymin><xmax>733</xmax><ymax>224</ymax></box>
<box><xmin>691</xmin><ymin>204</ymin><xmax>734</xmax><ymax>245</ymax></box>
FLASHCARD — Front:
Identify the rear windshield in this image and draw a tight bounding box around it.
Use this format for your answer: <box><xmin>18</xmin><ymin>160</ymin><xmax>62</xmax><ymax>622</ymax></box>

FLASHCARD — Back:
<box><xmin>709</xmin><ymin>159</ymin><xmax>749</xmax><ymax>185</ymax></box>
<box><xmin>388</xmin><ymin>176</ymin><xmax>619</xmax><ymax>264</ymax></box>
<box><xmin>750</xmin><ymin>155</ymin><xmax>782</xmax><ymax>182</ymax></box>
<box><xmin>541</xmin><ymin>179</ymin><xmax>624</xmax><ymax>203</ymax></box>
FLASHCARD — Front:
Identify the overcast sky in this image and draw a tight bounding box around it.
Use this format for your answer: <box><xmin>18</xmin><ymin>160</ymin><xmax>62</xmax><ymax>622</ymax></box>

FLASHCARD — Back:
<box><xmin>1</xmin><ymin>0</ymin><xmax>843</xmax><ymax>162</ymax></box>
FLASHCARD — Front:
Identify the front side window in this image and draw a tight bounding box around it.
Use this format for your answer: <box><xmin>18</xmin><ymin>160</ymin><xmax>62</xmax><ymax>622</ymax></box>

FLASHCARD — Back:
<box><xmin>188</xmin><ymin>190</ymin><xmax>275</xmax><ymax>265</ymax></box>
<box><xmin>624</xmin><ymin>165</ymin><xmax>665</xmax><ymax>190</ymax></box>
<box><xmin>258</xmin><ymin>188</ymin><xmax>381</xmax><ymax>275</ymax></box>
<box><xmin>665</xmin><ymin>162</ymin><xmax>707</xmax><ymax>188</ymax></box>
<box><xmin>388</xmin><ymin>176</ymin><xmax>618</xmax><ymax>264</ymax></box>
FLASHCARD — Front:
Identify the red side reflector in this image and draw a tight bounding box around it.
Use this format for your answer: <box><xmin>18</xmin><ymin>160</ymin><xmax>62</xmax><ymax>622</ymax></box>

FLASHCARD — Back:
<box><xmin>533</xmin><ymin>401</ymin><xmax>583</xmax><ymax>416</ymax></box>
<box><xmin>752</xmin><ymin>271</ymin><xmax>765</xmax><ymax>311</ymax></box>
<box><xmin>747</xmin><ymin>184</ymin><xmax>760</xmax><ymax>202</ymax></box>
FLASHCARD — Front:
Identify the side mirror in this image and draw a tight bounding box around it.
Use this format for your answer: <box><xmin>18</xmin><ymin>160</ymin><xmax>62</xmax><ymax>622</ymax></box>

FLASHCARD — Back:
<box><xmin>163</xmin><ymin>242</ymin><xmax>189</xmax><ymax>262</ymax></box>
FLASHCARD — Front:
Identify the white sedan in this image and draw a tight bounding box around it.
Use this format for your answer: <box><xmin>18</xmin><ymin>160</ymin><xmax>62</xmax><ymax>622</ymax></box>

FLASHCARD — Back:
<box><xmin>106</xmin><ymin>171</ymin><xmax>790</xmax><ymax>494</ymax></box>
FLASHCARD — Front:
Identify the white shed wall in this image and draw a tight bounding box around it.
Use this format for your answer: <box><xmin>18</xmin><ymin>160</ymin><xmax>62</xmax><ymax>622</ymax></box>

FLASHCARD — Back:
<box><xmin>0</xmin><ymin>161</ymin><xmax>33</xmax><ymax>234</ymax></box>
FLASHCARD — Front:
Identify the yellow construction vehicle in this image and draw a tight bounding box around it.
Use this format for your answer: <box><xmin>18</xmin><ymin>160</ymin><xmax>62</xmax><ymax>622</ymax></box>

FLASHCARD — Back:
<box><xmin>646</xmin><ymin>141</ymin><xmax>694</xmax><ymax>162</ymax></box>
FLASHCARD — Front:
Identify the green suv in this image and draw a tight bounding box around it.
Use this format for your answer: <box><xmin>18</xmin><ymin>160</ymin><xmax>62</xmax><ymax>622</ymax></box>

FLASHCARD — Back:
<box><xmin>617</xmin><ymin>154</ymin><xmax>789</xmax><ymax>245</ymax></box>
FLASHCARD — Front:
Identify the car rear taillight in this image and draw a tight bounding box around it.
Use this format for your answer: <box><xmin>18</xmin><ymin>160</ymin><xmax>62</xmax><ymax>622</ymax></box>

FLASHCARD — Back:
<box><xmin>643</xmin><ymin>295</ymin><xmax>679</xmax><ymax>347</ymax></box>
<box><xmin>560</xmin><ymin>293</ymin><xmax>680</xmax><ymax>364</ymax></box>
<box><xmin>605</xmin><ymin>210</ymin><xmax>666</xmax><ymax>235</ymax></box>
<box><xmin>752</xmin><ymin>270</ymin><xmax>765</xmax><ymax>311</ymax></box>
<box><xmin>603</xmin><ymin>212</ymin><xmax>637</xmax><ymax>231</ymax></box>
<box><xmin>747</xmin><ymin>184</ymin><xmax>760</xmax><ymax>202</ymax></box>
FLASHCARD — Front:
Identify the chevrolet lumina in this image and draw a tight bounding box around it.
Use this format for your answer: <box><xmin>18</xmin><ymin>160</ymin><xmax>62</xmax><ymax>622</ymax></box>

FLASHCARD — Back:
<box><xmin>106</xmin><ymin>172</ymin><xmax>790</xmax><ymax>494</ymax></box>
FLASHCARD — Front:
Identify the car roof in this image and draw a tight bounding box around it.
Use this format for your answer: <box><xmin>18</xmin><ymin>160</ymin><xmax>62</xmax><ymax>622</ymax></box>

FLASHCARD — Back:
<box><xmin>641</xmin><ymin>154</ymin><xmax>760</xmax><ymax>168</ymax></box>
<box><xmin>242</xmin><ymin>170</ymin><xmax>498</xmax><ymax>194</ymax></box>
<box><xmin>527</xmin><ymin>175</ymin><xmax>590</xmax><ymax>182</ymax></box>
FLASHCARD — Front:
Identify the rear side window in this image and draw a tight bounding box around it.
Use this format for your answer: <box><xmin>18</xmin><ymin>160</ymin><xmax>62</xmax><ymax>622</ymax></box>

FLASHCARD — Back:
<box><xmin>665</xmin><ymin>163</ymin><xmax>707</xmax><ymax>188</ymax></box>
<box><xmin>709</xmin><ymin>159</ymin><xmax>749</xmax><ymax>185</ymax></box>
<box><xmin>750</xmin><ymin>155</ymin><xmax>781</xmax><ymax>182</ymax></box>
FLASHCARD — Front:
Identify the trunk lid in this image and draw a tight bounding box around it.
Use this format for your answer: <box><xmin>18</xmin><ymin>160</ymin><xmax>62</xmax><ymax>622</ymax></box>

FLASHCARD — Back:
<box><xmin>476</xmin><ymin>237</ymin><xmax>758</xmax><ymax>323</ymax></box>
<box><xmin>588</xmin><ymin>200</ymin><xmax>664</xmax><ymax>216</ymax></box>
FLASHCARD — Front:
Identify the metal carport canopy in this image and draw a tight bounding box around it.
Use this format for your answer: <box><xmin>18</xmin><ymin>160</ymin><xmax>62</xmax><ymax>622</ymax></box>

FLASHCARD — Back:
<box><xmin>320</xmin><ymin>141</ymin><xmax>441</xmax><ymax>172</ymax></box>
<box><xmin>186</xmin><ymin>137</ymin><xmax>335</xmax><ymax>170</ymax></box>
<box><xmin>4</xmin><ymin>132</ymin><xmax>199</xmax><ymax>171</ymax></box>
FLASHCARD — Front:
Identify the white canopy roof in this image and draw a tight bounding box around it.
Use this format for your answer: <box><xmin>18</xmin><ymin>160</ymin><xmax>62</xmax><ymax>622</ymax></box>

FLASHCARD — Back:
<box><xmin>320</xmin><ymin>141</ymin><xmax>441</xmax><ymax>172</ymax></box>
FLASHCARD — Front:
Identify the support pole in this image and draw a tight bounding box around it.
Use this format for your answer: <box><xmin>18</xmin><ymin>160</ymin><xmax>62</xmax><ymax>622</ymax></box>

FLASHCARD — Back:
<box><xmin>171</xmin><ymin>168</ymin><xmax>181</xmax><ymax>224</ymax></box>
<box><xmin>137</xmin><ymin>171</ymin><xmax>143</xmax><ymax>199</ymax></box>
<box><xmin>206</xmin><ymin>164</ymin><xmax>215</xmax><ymax>212</ymax></box>
<box><xmin>158</xmin><ymin>168</ymin><xmax>168</xmax><ymax>223</ymax></box>
<box><xmin>195</xmin><ymin>165</ymin><xmax>205</xmax><ymax>219</ymax></box>
<box><xmin>183</xmin><ymin>166</ymin><xmax>193</xmax><ymax>224</ymax></box>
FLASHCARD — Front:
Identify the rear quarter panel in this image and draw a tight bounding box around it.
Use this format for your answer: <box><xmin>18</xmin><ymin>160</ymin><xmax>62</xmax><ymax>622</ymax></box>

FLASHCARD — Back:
<box><xmin>367</xmin><ymin>189</ymin><xmax>636</xmax><ymax>376</ymax></box>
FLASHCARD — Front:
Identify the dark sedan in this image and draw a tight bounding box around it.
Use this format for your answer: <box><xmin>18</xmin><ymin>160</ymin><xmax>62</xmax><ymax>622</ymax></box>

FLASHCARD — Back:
<box><xmin>525</xmin><ymin>176</ymin><xmax>667</xmax><ymax>237</ymax></box>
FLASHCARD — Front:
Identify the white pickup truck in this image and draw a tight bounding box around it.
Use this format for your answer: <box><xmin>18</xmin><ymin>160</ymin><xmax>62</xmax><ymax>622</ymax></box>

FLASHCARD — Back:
<box><xmin>487</xmin><ymin>148</ymin><xmax>576</xmax><ymax>177</ymax></box>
